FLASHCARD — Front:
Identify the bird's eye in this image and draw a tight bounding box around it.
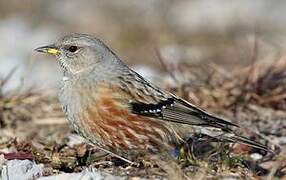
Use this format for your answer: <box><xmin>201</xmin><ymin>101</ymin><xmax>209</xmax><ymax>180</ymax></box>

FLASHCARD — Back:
<box><xmin>67</xmin><ymin>46</ymin><xmax>78</xmax><ymax>53</ymax></box>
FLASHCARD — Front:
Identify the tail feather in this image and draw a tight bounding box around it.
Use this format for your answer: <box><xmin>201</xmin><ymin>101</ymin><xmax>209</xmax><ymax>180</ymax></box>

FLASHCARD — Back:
<box><xmin>227</xmin><ymin>135</ymin><xmax>272</xmax><ymax>153</ymax></box>
<box><xmin>196</xmin><ymin>127</ymin><xmax>272</xmax><ymax>153</ymax></box>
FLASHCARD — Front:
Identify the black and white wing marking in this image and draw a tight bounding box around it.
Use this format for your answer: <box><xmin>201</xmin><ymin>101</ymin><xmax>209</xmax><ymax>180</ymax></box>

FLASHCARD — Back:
<box><xmin>130</xmin><ymin>94</ymin><xmax>238</xmax><ymax>132</ymax></box>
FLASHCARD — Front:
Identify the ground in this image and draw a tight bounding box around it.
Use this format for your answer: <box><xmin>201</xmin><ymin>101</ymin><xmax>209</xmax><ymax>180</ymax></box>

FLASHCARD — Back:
<box><xmin>0</xmin><ymin>55</ymin><xmax>286</xmax><ymax>179</ymax></box>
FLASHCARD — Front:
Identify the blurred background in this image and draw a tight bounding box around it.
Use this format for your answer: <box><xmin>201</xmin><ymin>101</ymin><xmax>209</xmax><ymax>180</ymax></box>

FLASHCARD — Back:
<box><xmin>0</xmin><ymin>0</ymin><xmax>286</xmax><ymax>92</ymax></box>
<box><xmin>1</xmin><ymin>1</ymin><xmax>286</xmax><ymax>178</ymax></box>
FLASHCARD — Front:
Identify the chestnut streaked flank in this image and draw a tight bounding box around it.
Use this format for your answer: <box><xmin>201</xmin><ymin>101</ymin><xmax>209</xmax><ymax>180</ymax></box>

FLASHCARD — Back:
<box><xmin>35</xmin><ymin>33</ymin><xmax>271</xmax><ymax>156</ymax></box>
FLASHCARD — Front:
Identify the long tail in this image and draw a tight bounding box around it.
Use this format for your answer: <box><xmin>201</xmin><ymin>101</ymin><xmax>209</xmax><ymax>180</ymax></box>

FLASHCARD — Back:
<box><xmin>196</xmin><ymin>127</ymin><xmax>272</xmax><ymax>153</ymax></box>
<box><xmin>224</xmin><ymin>134</ymin><xmax>272</xmax><ymax>152</ymax></box>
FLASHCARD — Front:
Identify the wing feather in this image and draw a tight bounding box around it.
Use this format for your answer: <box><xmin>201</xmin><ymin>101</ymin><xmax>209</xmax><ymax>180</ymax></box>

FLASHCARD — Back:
<box><xmin>114</xmin><ymin>71</ymin><xmax>270</xmax><ymax>152</ymax></box>
<box><xmin>120</xmin><ymin>71</ymin><xmax>237</xmax><ymax>131</ymax></box>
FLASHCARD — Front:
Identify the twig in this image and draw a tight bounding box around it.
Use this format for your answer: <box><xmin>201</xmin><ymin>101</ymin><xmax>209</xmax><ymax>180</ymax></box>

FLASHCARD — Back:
<box><xmin>0</xmin><ymin>66</ymin><xmax>18</xmax><ymax>98</ymax></box>
<box><xmin>245</xmin><ymin>31</ymin><xmax>259</xmax><ymax>87</ymax></box>
<box><xmin>208</xmin><ymin>62</ymin><xmax>233</xmax><ymax>80</ymax></box>
<box><xmin>155</xmin><ymin>48</ymin><xmax>179</xmax><ymax>84</ymax></box>
<box><xmin>89</xmin><ymin>142</ymin><xmax>136</xmax><ymax>165</ymax></box>
<box><xmin>1</xmin><ymin>67</ymin><xmax>18</xmax><ymax>87</ymax></box>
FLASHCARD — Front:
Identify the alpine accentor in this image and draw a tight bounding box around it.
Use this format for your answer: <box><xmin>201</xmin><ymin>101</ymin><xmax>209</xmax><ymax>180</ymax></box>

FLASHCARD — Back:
<box><xmin>35</xmin><ymin>33</ymin><xmax>269</xmax><ymax>156</ymax></box>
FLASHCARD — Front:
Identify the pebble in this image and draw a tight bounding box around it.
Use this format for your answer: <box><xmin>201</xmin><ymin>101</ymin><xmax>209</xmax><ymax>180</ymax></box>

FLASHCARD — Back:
<box><xmin>1</xmin><ymin>160</ymin><xmax>44</xmax><ymax>180</ymax></box>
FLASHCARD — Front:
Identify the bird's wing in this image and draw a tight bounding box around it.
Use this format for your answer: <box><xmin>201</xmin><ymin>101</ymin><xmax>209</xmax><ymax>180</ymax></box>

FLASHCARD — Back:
<box><xmin>130</xmin><ymin>95</ymin><xmax>237</xmax><ymax>132</ymax></box>
<box><xmin>115</xmin><ymin>72</ymin><xmax>271</xmax><ymax>152</ymax></box>
<box><xmin>116</xmin><ymin>71</ymin><xmax>237</xmax><ymax>132</ymax></box>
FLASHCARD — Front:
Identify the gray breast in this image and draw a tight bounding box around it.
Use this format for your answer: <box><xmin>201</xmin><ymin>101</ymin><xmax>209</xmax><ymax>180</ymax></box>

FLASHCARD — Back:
<box><xmin>58</xmin><ymin>78</ymin><xmax>87</xmax><ymax>136</ymax></box>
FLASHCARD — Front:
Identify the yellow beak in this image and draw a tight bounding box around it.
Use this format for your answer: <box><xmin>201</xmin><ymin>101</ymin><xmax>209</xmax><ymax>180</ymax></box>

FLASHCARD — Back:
<box><xmin>34</xmin><ymin>45</ymin><xmax>60</xmax><ymax>55</ymax></box>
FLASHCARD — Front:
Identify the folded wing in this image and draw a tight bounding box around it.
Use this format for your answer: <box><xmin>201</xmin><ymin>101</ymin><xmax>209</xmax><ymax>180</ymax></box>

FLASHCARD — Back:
<box><xmin>130</xmin><ymin>95</ymin><xmax>237</xmax><ymax>132</ymax></box>
<box><xmin>116</xmin><ymin>71</ymin><xmax>270</xmax><ymax>152</ymax></box>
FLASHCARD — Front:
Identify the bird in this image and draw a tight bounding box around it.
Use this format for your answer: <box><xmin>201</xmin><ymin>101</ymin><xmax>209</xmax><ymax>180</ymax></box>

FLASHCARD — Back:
<box><xmin>35</xmin><ymin>33</ymin><xmax>270</xmax><ymax>158</ymax></box>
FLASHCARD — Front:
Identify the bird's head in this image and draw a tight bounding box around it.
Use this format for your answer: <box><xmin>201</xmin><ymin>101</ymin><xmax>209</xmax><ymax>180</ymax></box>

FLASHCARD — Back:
<box><xmin>35</xmin><ymin>33</ymin><xmax>120</xmax><ymax>75</ymax></box>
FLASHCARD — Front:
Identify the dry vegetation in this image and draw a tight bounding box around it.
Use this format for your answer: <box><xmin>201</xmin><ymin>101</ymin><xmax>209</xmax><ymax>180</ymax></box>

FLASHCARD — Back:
<box><xmin>0</xmin><ymin>53</ymin><xmax>286</xmax><ymax>179</ymax></box>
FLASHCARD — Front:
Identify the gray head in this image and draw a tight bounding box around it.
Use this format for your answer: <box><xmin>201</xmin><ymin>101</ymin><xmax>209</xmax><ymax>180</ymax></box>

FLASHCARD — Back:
<box><xmin>35</xmin><ymin>33</ymin><xmax>122</xmax><ymax>75</ymax></box>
